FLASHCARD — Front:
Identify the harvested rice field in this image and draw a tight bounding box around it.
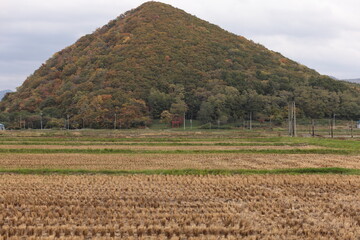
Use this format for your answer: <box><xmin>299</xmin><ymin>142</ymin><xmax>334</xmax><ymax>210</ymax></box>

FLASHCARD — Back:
<box><xmin>1</xmin><ymin>153</ymin><xmax>360</xmax><ymax>170</ymax></box>
<box><xmin>1</xmin><ymin>129</ymin><xmax>360</xmax><ymax>239</ymax></box>
<box><xmin>1</xmin><ymin>175</ymin><xmax>360</xmax><ymax>239</ymax></box>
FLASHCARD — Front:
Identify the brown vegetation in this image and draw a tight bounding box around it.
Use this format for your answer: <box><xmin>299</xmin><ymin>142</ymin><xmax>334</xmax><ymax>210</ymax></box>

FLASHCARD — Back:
<box><xmin>0</xmin><ymin>144</ymin><xmax>324</xmax><ymax>150</ymax></box>
<box><xmin>0</xmin><ymin>153</ymin><xmax>360</xmax><ymax>170</ymax></box>
<box><xmin>1</xmin><ymin>175</ymin><xmax>360</xmax><ymax>239</ymax></box>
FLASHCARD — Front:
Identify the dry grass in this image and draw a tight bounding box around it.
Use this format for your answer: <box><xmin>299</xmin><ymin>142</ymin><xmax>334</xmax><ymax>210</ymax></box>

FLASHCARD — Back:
<box><xmin>1</xmin><ymin>153</ymin><xmax>360</xmax><ymax>170</ymax></box>
<box><xmin>0</xmin><ymin>144</ymin><xmax>324</xmax><ymax>150</ymax></box>
<box><xmin>0</xmin><ymin>174</ymin><xmax>359</xmax><ymax>239</ymax></box>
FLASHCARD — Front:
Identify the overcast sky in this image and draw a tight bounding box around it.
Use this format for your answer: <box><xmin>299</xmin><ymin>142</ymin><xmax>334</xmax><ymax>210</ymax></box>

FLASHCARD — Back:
<box><xmin>1</xmin><ymin>0</ymin><xmax>360</xmax><ymax>90</ymax></box>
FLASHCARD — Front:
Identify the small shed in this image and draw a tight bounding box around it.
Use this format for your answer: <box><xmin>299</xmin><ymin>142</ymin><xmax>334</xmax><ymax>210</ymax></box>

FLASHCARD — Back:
<box><xmin>171</xmin><ymin>116</ymin><xmax>183</xmax><ymax>128</ymax></box>
<box><xmin>357</xmin><ymin>121</ymin><xmax>360</xmax><ymax>129</ymax></box>
<box><xmin>0</xmin><ymin>124</ymin><xmax>5</xmax><ymax>130</ymax></box>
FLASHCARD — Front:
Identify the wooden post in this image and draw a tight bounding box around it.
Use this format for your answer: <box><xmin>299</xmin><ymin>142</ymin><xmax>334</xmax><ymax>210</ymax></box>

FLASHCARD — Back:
<box><xmin>351</xmin><ymin>120</ymin><xmax>354</xmax><ymax>138</ymax></box>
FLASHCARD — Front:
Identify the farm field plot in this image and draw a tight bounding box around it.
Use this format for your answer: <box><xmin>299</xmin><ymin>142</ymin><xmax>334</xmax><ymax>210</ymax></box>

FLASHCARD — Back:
<box><xmin>1</xmin><ymin>153</ymin><xmax>360</xmax><ymax>171</ymax></box>
<box><xmin>0</xmin><ymin>130</ymin><xmax>359</xmax><ymax>171</ymax></box>
<box><xmin>1</xmin><ymin>175</ymin><xmax>360</xmax><ymax>239</ymax></box>
<box><xmin>0</xmin><ymin>144</ymin><xmax>325</xmax><ymax>151</ymax></box>
<box><xmin>1</xmin><ymin>130</ymin><xmax>360</xmax><ymax>239</ymax></box>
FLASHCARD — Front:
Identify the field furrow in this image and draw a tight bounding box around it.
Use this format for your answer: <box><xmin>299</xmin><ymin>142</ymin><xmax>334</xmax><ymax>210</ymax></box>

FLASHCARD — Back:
<box><xmin>0</xmin><ymin>175</ymin><xmax>359</xmax><ymax>239</ymax></box>
<box><xmin>1</xmin><ymin>153</ymin><xmax>360</xmax><ymax>170</ymax></box>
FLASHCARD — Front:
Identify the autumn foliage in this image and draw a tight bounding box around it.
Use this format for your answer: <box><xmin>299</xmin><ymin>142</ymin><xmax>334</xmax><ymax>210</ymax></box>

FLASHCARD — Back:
<box><xmin>1</xmin><ymin>1</ymin><xmax>360</xmax><ymax>128</ymax></box>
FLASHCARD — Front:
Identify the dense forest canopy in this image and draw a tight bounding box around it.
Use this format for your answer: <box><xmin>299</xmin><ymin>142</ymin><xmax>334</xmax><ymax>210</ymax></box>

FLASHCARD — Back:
<box><xmin>1</xmin><ymin>1</ymin><xmax>360</xmax><ymax>129</ymax></box>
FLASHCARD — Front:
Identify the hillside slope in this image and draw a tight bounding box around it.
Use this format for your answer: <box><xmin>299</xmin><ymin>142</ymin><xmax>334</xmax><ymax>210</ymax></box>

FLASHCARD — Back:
<box><xmin>1</xmin><ymin>2</ymin><xmax>360</xmax><ymax>128</ymax></box>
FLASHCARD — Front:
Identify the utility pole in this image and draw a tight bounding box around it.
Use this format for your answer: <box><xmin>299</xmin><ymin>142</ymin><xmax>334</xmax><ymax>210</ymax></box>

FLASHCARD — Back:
<box><xmin>350</xmin><ymin>120</ymin><xmax>354</xmax><ymax>138</ymax></box>
<box><xmin>333</xmin><ymin>114</ymin><xmax>336</xmax><ymax>137</ymax></box>
<box><xmin>330</xmin><ymin>118</ymin><xmax>334</xmax><ymax>138</ymax></box>
<box><xmin>311</xmin><ymin>119</ymin><xmax>315</xmax><ymax>137</ymax></box>
<box><xmin>114</xmin><ymin>113</ymin><xmax>117</xmax><ymax>130</ymax></box>
<box><xmin>288</xmin><ymin>103</ymin><xmax>291</xmax><ymax>136</ymax></box>
<box><xmin>183</xmin><ymin>112</ymin><xmax>186</xmax><ymax>130</ymax></box>
<box><xmin>288</xmin><ymin>101</ymin><xmax>296</xmax><ymax>137</ymax></box>
<box><xmin>249</xmin><ymin>112</ymin><xmax>252</xmax><ymax>130</ymax></box>
<box><xmin>293</xmin><ymin>102</ymin><xmax>296</xmax><ymax>136</ymax></box>
<box><xmin>67</xmin><ymin>114</ymin><xmax>70</xmax><ymax>130</ymax></box>
<box><xmin>40</xmin><ymin>112</ymin><xmax>43</xmax><ymax>130</ymax></box>
<box><xmin>330</xmin><ymin>113</ymin><xmax>337</xmax><ymax>138</ymax></box>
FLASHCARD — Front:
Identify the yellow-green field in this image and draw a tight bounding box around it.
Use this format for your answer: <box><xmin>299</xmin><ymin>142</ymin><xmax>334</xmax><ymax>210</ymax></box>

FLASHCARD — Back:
<box><xmin>0</xmin><ymin>129</ymin><xmax>360</xmax><ymax>239</ymax></box>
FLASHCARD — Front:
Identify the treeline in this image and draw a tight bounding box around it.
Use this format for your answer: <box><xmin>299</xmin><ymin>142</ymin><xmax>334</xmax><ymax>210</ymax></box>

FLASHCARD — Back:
<box><xmin>1</xmin><ymin>79</ymin><xmax>360</xmax><ymax>129</ymax></box>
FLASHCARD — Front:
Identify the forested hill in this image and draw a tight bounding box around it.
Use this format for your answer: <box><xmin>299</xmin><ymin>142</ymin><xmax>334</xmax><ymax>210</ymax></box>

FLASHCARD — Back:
<box><xmin>1</xmin><ymin>1</ymin><xmax>360</xmax><ymax>128</ymax></box>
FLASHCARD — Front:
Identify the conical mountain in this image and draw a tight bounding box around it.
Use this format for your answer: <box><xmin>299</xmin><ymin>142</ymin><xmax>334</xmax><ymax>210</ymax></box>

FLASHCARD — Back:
<box><xmin>2</xmin><ymin>2</ymin><xmax>359</xmax><ymax>128</ymax></box>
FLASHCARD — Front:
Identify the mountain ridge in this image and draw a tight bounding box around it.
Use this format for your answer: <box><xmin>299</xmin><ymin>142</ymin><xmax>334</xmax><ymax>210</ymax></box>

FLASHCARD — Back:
<box><xmin>343</xmin><ymin>78</ymin><xmax>360</xmax><ymax>83</ymax></box>
<box><xmin>0</xmin><ymin>90</ymin><xmax>12</xmax><ymax>101</ymax></box>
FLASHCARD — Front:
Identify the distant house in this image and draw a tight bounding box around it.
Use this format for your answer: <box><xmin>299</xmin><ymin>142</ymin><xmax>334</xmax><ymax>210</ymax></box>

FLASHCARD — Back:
<box><xmin>0</xmin><ymin>124</ymin><xmax>5</xmax><ymax>130</ymax></box>
<box><xmin>357</xmin><ymin>121</ymin><xmax>360</xmax><ymax>129</ymax></box>
<box><xmin>171</xmin><ymin>115</ymin><xmax>184</xmax><ymax>128</ymax></box>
